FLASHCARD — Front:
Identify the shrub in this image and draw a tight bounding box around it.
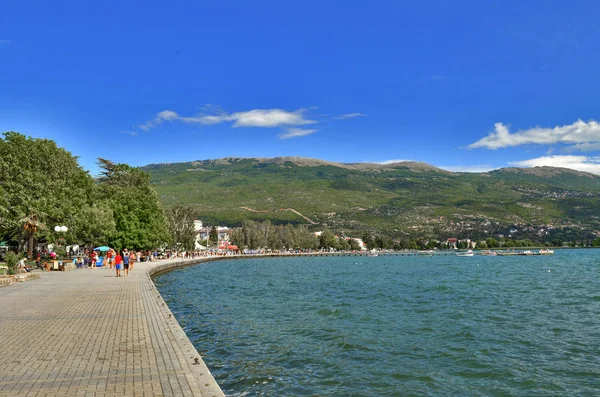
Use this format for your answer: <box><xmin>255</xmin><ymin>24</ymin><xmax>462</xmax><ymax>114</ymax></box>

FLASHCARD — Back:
<box><xmin>4</xmin><ymin>251</ymin><xmax>21</xmax><ymax>275</ymax></box>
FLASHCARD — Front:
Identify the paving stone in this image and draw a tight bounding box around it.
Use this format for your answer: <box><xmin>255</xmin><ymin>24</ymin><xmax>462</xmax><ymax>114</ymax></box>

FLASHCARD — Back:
<box><xmin>0</xmin><ymin>259</ymin><xmax>225</xmax><ymax>397</ymax></box>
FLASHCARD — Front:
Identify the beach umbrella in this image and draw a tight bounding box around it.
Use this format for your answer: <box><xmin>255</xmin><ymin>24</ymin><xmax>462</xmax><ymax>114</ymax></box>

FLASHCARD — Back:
<box><xmin>94</xmin><ymin>246</ymin><xmax>110</xmax><ymax>252</ymax></box>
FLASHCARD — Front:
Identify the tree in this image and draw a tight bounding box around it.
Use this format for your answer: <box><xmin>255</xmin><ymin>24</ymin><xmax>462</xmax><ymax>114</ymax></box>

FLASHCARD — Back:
<box><xmin>362</xmin><ymin>232</ymin><xmax>375</xmax><ymax>250</ymax></box>
<box><xmin>485</xmin><ymin>238</ymin><xmax>499</xmax><ymax>248</ymax></box>
<box><xmin>96</xmin><ymin>160</ymin><xmax>169</xmax><ymax>250</ymax></box>
<box><xmin>319</xmin><ymin>229</ymin><xmax>338</xmax><ymax>249</ymax></box>
<box><xmin>72</xmin><ymin>203</ymin><xmax>116</xmax><ymax>250</ymax></box>
<box><xmin>209</xmin><ymin>226</ymin><xmax>218</xmax><ymax>245</ymax></box>
<box><xmin>0</xmin><ymin>132</ymin><xmax>94</xmax><ymax>249</ymax></box>
<box><xmin>166</xmin><ymin>205</ymin><xmax>197</xmax><ymax>250</ymax></box>
<box><xmin>348</xmin><ymin>238</ymin><xmax>361</xmax><ymax>251</ymax></box>
<box><xmin>337</xmin><ymin>237</ymin><xmax>349</xmax><ymax>251</ymax></box>
<box><xmin>20</xmin><ymin>211</ymin><xmax>45</xmax><ymax>258</ymax></box>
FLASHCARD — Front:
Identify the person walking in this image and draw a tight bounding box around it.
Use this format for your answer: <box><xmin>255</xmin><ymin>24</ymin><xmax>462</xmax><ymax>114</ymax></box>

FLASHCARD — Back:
<box><xmin>122</xmin><ymin>249</ymin><xmax>130</xmax><ymax>276</ymax></box>
<box><xmin>107</xmin><ymin>249</ymin><xmax>114</xmax><ymax>269</ymax></box>
<box><xmin>91</xmin><ymin>251</ymin><xmax>98</xmax><ymax>269</ymax></box>
<box><xmin>129</xmin><ymin>251</ymin><xmax>136</xmax><ymax>271</ymax></box>
<box><xmin>114</xmin><ymin>251</ymin><xmax>123</xmax><ymax>277</ymax></box>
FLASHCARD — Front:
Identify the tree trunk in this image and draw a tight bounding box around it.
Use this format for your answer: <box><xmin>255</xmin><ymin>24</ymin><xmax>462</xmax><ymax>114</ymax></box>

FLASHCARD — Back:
<box><xmin>28</xmin><ymin>233</ymin><xmax>34</xmax><ymax>259</ymax></box>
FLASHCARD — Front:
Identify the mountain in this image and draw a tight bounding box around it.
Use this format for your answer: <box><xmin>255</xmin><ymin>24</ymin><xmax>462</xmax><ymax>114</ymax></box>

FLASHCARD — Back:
<box><xmin>141</xmin><ymin>157</ymin><xmax>600</xmax><ymax>242</ymax></box>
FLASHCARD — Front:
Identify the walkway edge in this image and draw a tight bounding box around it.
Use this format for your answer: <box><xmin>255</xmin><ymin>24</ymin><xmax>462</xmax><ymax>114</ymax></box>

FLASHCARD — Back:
<box><xmin>147</xmin><ymin>258</ymin><xmax>226</xmax><ymax>397</ymax></box>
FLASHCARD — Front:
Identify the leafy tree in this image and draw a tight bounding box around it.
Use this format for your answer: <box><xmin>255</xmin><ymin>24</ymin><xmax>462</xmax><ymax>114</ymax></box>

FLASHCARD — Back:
<box><xmin>362</xmin><ymin>232</ymin><xmax>375</xmax><ymax>250</ymax></box>
<box><xmin>348</xmin><ymin>238</ymin><xmax>361</xmax><ymax>251</ymax></box>
<box><xmin>230</xmin><ymin>228</ymin><xmax>243</xmax><ymax>247</ymax></box>
<box><xmin>96</xmin><ymin>159</ymin><xmax>169</xmax><ymax>250</ymax></box>
<box><xmin>319</xmin><ymin>229</ymin><xmax>338</xmax><ymax>249</ymax></box>
<box><xmin>283</xmin><ymin>224</ymin><xmax>296</xmax><ymax>249</ymax></box>
<box><xmin>72</xmin><ymin>203</ymin><xmax>116</xmax><ymax>250</ymax></box>
<box><xmin>230</xmin><ymin>220</ymin><xmax>319</xmax><ymax>250</ymax></box>
<box><xmin>166</xmin><ymin>205</ymin><xmax>197</xmax><ymax>250</ymax></box>
<box><xmin>209</xmin><ymin>226</ymin><xmax>218</xmax><ymax>245</ymax></box>
<box><xmin>337</xmin><ymin>237</ymin><xmax>349</xmax><ymax>250</ymax></box>
<box><xmin>294</xmin><ymin>225</ymin><xmax>319</xmax><ymax>249</ymax></box>
<box><xmin>485</xmin><ymin>238</ymin><xmax>499</xmax><ymax>248</ymax></box>
<box><xmin>0</xmin><ymin>132</ymin><xmax>94</xmax><ymax>250</ymax></box>
<box><xmin>375</xmin><ymin>235</ymin><xmax>393</xmax><ymax>249</ymax></box>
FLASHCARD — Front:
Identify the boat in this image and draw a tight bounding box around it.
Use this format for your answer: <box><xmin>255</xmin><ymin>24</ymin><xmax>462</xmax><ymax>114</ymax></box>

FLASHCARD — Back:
<box><xmin>367</xmin><ymin>251</ymin><xmax>379</xmax><ymax>257</ymax></box>
<box><xmin>456</xmin><ymin>249</ymin><xmax>474</xmax><ymax>257</ymax></box>
<box><xmin>538</xmin><ymin>249</ymin><xmax>555</xmax><ymax>255</ymax></box>
<box><xmin>479</xmin><ymin>250</ymin><xmax>497</xmax><ymax>256</ymax></box>
<box><xmin>419</xmin><ymin>250</ymin><xmax>434</xmax><ymax>256</ymax></box>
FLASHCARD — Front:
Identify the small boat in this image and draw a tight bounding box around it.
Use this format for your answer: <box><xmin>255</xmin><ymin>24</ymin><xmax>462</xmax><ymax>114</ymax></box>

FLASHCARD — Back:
<box><xmin>368</xmin><ymin>251</ymin><xmax>379</xmax><ymax>257</ymax></box>
<box><xmin>538</xmin><ymin>249</ymin><xmax>555</xmax><ymax>255</ymax></box>
<box><xmin>456</xmin><ymin>249</ymin><xmax>474</xmax><ymax>257</ymax></box>
<box><xmin>479</xmin><ymin>250</ymin><xmax>497</xmax><ymax>256</ymax></box>
<box><xmin>419</xmin><ymin>250</ymin><xmax>434</xmax><ymax>256</ymax></box>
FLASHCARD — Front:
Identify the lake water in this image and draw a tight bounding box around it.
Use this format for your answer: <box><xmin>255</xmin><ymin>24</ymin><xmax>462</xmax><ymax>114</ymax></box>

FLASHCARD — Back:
<box><xmin>154</xmin><ymin>250</ymin><xmax>600</xmax><ymax>396</ymax></box>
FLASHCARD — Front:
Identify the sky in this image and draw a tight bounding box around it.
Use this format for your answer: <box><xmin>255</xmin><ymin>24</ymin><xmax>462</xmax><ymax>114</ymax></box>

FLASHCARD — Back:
<box><xmin>1</xmin><ymin>0</ymin><xmax>600</xmax><ymax>176</ymax></box>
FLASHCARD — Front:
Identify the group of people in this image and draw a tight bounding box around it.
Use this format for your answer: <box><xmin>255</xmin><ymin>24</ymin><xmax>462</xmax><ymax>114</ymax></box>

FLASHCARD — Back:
<box><xmin>90</xmin><ymin>248</ymin><xmax>139</xmax><ymax>277</ymax></box>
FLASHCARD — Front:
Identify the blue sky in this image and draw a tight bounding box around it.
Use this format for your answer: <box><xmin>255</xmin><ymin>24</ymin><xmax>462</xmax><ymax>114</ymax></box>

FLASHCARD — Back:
<box><xmin>2</xmin><ymin>0</ymin><xmax>600</xmax><ymax>175</ymax></box>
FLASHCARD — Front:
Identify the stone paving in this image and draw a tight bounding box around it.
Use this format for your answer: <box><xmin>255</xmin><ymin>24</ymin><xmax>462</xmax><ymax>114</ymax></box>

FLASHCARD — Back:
<box><xmin>0</xmin><ymin>258</ymin><xmax>225</xmax><ymax>397</ymax></box>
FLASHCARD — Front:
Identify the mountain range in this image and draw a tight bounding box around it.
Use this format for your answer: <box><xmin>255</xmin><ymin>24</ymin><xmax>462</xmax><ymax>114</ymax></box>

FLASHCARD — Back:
<box><xmin>141</xmin><ymin>157</ymin><xmax>600</xmax><ymax>242</ymax></box>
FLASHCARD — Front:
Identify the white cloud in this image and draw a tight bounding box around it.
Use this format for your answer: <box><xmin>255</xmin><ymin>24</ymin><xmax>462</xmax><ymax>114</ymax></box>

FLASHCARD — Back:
<box><xmin>279</xmin><ymin>128</ymin><xmax>318</xmax><ymax>139</ymax></box>
<box><xmin>510</xmin><ymin>155</ymin><xmax>600</xmax><ymax>175</ymax></box>
<box><xmin>468</xmin><ymin>119</ymin><xmax>600</xmax><ymax>150</ymax></box>
<box><xmin>566</xmin><ymin>142</ymin><xmax>600</xmax><ymax>152</ymax></box>
<box><xmin>232</xmin><ymin>109</ymin><xmax>316</xmax><ymax>127</ymax></box>
<box><xmin>140</xmin><ymin>108</ymin><xmax>316</xmax><ymax>130</ymax></box>
<box><xmin>333</xmin><ymin>112</ymin><xmax>366</xmax><ymax>120</ymax></box>
<box><xmin>156</xmin><ymin>110</ymin><xmax>179</xmax><ymax>121</ymax></box>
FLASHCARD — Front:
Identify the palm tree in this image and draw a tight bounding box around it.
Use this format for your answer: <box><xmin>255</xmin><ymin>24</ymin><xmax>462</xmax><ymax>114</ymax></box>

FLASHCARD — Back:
<box><xmin>20</xmin><ymin>211</ymin><xmax>45</xmax><ymax>258</ymax></box>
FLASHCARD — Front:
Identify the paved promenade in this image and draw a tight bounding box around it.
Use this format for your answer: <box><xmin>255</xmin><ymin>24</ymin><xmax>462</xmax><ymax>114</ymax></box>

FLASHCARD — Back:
<box><xmin>0</xmin><ymin>258</ymin><xmax>226</xmax><ymax>397</ymax></box>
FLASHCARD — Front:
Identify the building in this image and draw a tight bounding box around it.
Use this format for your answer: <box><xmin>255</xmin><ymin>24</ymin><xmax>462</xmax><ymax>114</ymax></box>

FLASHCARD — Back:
<box><xmin>195</xmin><ymin>224</ymin><xmax>232</xmax><ymax>247</ymax></box>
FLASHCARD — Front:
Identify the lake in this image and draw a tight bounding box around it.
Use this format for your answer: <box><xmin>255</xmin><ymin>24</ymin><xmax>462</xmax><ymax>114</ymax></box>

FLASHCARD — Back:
<box><xmin>154</xmin><ymin>250</ymin><xmax>600</xmax><ymax>396</ymax></box>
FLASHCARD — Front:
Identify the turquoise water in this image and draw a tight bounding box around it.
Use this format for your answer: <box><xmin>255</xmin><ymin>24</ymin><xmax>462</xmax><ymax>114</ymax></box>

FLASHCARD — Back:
<box><xmin>154</xmin><ymin>250</ymin><xmax>600</xmax><ymax>396</ymax></box>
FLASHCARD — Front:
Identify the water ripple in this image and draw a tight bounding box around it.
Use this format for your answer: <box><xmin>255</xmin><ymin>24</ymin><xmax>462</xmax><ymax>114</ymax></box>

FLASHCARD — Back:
<box><xmin>155</xmin><ymin>249</ymin><xmax>600</xmax><ymax>396</ymax></box>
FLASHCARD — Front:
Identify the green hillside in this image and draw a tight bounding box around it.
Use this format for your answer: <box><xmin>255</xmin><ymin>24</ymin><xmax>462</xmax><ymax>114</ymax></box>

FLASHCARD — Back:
<box><xmin>142</xmin><ymin>157</ymin><xmax>600</xmax><ymax>241</ymax></box>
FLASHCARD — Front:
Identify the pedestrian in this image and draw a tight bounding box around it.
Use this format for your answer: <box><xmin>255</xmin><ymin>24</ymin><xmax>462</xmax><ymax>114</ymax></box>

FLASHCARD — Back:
<box><xmin>114</xmin><ymin>250</ymin><xmax>123</xmax><ymax>277</ymax></box>
<box><xmin>122</xmin><ymin>249</ymin><xmax>130</xmax><ymax>276</ymax></box>
<box><xmin>107</xmin><ymin>249</ymin><xmax>114</xmax><ymax>269</ymax></box>
<box><xmin>129</xmin><ymin>251</ymin><xmax>136</xmax><ymax>271</ymax></box>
